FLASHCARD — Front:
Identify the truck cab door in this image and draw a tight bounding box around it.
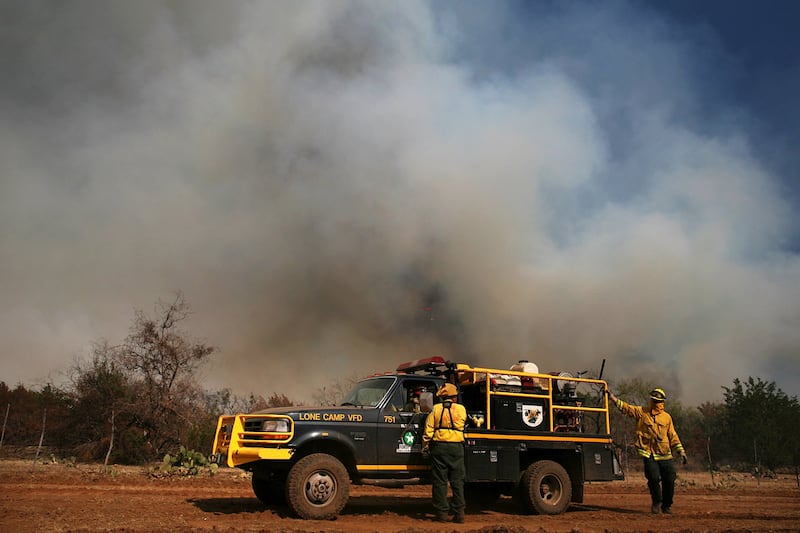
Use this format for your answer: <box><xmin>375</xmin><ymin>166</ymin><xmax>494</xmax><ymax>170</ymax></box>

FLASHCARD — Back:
<box><xmin>376</xmin><ymin>379</ymin><xmax>439</xmax><ymax>470</ymax></box>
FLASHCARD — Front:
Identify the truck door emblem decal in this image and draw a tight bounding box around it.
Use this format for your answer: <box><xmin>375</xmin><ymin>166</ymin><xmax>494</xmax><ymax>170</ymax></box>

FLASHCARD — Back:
<box><xmin>401</xmin><ymin>431</ymin><xmax>416</xmax><ymax>446</ymax></box>
<box><xmin>522</xmin><ymin>405</ymin><xmax>544</xmax><ymax>428</ymax></box>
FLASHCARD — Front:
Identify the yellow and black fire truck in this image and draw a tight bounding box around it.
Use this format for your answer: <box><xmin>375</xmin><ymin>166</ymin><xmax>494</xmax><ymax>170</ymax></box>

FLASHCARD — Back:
<box><xmin>211</xmin><ymin>356</ymin><xmax>623</xmax><ymax>519</ymax></box>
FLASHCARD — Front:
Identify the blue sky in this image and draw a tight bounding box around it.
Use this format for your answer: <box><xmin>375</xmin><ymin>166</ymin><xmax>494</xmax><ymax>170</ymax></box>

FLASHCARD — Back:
<box><xmin>443</xmin><ymin>0</ymin><xmax>800</xmax><ymax>246</ymax></box>
<box><xmin>647</xmin><ymin>0</ymin><xmax>800</xmax><ymax>232</ymax></box>
<box><xmin>0</xmin><ymin>1</ymin><xmax>798</xmax><ymax>403</ymax></box>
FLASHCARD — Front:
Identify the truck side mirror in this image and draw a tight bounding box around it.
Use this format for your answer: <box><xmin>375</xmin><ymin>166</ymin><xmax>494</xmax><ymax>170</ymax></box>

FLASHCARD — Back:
<box><xmin>419</xmin><ymin>391</ymin><xmax>434</xmax><ymax>413</ymax></box>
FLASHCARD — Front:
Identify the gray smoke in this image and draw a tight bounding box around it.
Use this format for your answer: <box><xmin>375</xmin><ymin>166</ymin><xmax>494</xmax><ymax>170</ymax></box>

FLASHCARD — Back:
<box><xmin>1</xmin><ymin>1</ymin><xmax>798</xmax><ymax>404</ymax></box>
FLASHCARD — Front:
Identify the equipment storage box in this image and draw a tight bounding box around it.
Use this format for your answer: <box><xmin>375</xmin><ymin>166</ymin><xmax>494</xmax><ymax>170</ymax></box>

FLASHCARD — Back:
<box><xmin>581</xmin><ymin>442</ymin><xmax>623</xmax><ymax>481</ymax></box>
<box><xmin>465</xmin><ymin>445</ymin><xmax>520</xmax><ymax>481</ymax></box>
<box><xmin>490</xmin><ymin>397</ymin><xmax>549</xmax><ymax>431</ymax></box>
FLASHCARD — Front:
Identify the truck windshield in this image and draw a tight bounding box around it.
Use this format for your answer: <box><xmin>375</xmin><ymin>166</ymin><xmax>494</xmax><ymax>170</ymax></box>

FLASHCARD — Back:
<box><xmin>340</xmin><ymin>377</ymin><xmax>395</xmax><ymax>407</ymax></box>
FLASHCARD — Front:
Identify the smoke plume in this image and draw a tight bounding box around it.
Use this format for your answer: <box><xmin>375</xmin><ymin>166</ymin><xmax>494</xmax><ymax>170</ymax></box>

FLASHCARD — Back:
<box><xmin>1</xmin><ymin>1</ymin><xmax>798</xmax><ymax>404</ymax></box>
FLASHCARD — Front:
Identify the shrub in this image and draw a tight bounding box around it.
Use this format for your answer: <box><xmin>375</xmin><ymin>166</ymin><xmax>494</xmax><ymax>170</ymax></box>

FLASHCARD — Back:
<box><xmin>150</xmin><ymin>446</ymin><xmax>218</xmax><ymax>477</ymax></box>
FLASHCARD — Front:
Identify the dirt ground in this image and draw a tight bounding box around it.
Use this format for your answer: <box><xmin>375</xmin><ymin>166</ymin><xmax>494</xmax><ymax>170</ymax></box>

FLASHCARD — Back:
<box><xmin>1</xmin><ymin>460</ymin><xmax>798</xmax><ymax>533</ymax></box>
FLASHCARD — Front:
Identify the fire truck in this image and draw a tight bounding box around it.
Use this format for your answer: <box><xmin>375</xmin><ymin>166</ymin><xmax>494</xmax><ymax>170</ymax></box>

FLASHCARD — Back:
<box><xmin>211</xmin><ymin>357</ymin><xmax>623</xmax><ymax>519</ymax></box>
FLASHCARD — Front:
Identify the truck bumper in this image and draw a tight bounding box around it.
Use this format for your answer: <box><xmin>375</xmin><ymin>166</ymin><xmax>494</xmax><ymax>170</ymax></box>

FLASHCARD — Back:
<box><xmin>212</xmin><ymin>414</ymin><xmax>295</xmax><ymax>468</ymax></box>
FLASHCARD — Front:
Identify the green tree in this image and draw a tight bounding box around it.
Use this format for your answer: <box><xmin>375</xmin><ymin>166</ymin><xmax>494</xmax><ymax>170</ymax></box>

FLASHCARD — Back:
<box><xmin>0</xmin><ymin>383</ymin><xmax>42</xmax><ymax>446</ymax></box>
<box><xmin>720</xmin><ymin>377</ymin><xmax>800</xmax><ymax>471</ymax></box>
<box><xmin>0</xmin><ymin>381</ymin><xmax>72</xmax><ymax>454</ymax></box>
<box><xmin>697</xmin><ymin>400</ymin><xmax>727</xmax><ymax>468</ymax></box>
<box><xmin>66</xmin><ymin>343</ymin><xmax>132</xmax><ymax>460</ymax></box>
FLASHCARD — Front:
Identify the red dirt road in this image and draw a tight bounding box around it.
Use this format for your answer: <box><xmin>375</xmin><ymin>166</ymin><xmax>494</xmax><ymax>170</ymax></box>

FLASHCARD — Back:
<box><xmin>1</xmin><ymin>460</ymin><xmax>798</xmax><ymax>532</ymax></box>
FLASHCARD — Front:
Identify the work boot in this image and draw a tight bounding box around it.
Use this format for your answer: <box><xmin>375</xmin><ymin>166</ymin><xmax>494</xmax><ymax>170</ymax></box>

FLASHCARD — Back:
<box><xmin>651</xmin><ymin>503</ymin><xmax>660</xmax><ymax>514</ymax></box>
<box><xmin>453</xmin><ymin>512</ymin><xmax>465</xmax><ymax>523</ymax></box>
<box><xmin>434</xmin><ymin>512</ymin><xmax>449</xmax><ymax>522</ymax></box>
<box><xmin>661</xmin><ymin>506</ymin><xmax>672</xmax><ymax>514</ymax></box>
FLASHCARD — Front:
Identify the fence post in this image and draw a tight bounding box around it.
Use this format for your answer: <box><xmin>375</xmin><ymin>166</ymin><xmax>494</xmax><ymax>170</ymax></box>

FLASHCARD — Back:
<box><xmin>753</xmin><ymin>439</ymin><xmax>761</xmax><ymax>486</ymax></box>
<box><xmin>104</xmin><ymin>409</ymin><xmax>115</xmax><ymax>467</ymax></box>
<box><xmin>706</xmin><ymin>436</ymin><xmax>715</xmax><ymax>486</ymax></box>
<box><xmin>0</xmin><ymin>403</ymin><xmax>9</xmax><ymax>452</ymax></box>
<box><xmin>33</xmin><ymin>408</ymin><xmax>46</xmax><ymax>466</ymax></box>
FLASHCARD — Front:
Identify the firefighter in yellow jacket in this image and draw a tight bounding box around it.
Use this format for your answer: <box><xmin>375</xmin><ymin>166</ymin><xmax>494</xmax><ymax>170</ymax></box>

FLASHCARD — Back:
<box><xmin>422</xmin><ymin>383</ymin><xmax>467</xmax><ymax>523</ymax></box>
<box><xmin>608</xmin><ymin>388</ymin><xmax>686</xmax><ymax>514</ymax></box>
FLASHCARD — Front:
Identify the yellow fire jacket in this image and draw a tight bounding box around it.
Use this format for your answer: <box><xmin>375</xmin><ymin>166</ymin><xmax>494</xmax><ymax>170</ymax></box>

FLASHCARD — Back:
<box><xmin>423</xmin><ymin>401</ymin><xmax>466</xmax><ymax>444</ymax></box>
<box><xmin>615</xmin><ymin>399</ymin><xmax>684</xmax><ymax>460</ymax></box>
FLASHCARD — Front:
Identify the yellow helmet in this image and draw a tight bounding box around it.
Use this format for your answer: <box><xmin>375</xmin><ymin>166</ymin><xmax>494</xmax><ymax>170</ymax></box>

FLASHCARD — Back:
<box><xmin>437</xmin><ymin>383</ymin><xmax>458</xmax><ymax>398</ymax></box>
<box><xmin>649</xmin><ymin>388</ymin><xmax>666</xmax><ymax>402</ymax></box>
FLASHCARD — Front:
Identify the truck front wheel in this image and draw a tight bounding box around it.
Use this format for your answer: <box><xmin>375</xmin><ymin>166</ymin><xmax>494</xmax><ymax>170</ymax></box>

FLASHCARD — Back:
<box><xmin>286</xmin><ymin>453</ymin><xmax>350</xmax><ymax>519</ymax></box>
<box><xmin>518</xmin><ymin>460</ymin><xmax>572</xmax><ymax>515</ymax></box>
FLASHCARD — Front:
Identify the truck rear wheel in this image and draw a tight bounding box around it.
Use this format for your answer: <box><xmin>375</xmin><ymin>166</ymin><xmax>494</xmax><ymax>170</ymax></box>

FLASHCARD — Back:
<box><xmin>518</xmin><ymin>460</ymin><xmax>572</xmax><ymax>515</ymax></box>
<box><xmin>286</xmin><ymin>453</ymin><xmax>350</xmax><ymax>519</ymax></box>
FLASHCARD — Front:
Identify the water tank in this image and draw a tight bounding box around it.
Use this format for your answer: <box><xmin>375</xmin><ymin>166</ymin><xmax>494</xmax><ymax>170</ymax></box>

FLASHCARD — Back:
<box><xmin>510</xmin><ymin>360</ymin><xmax>539</xmax><ymax>374</ymax></box>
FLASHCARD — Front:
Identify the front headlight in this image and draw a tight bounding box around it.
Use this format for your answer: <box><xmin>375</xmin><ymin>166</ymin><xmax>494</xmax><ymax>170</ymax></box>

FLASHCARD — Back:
<box><xmin>262</xmin><ymin>419</ymin><xmax>289</xmax><ymax>432</ymax></box>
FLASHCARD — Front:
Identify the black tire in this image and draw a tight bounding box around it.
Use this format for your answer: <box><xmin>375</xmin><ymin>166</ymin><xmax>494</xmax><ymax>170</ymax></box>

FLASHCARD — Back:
<box><xmin>252</xmin><ymin>474</ymin><xmax>286</xmax><ymax>506</ymax></box>
<box><xmin>464</xmin><ymin>482</ymin><xmax>502</xmax><ymax>507</ymax></box>
<box><xmin>286</xmin><ymin>453</ymin><xmax>350</xmax><ymax>520</ymax></box>
<box><xmin>518</xmin><ymin>460</ymin><xmax>572</xmax><ymax>515</ymax></box>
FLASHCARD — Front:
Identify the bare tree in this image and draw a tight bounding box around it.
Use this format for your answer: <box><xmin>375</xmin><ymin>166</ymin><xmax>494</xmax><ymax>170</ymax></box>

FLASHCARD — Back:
<box><xmin>115</xmin><ymin>292</ymin><xmax>217</xmax><ymax>457</ymax></box>
<box><xmin>246</xmin><ymin>392</ymin><xmax>295</xmax><ymax>411</ymax></box>
<box><xmin>312</xmin><ymin>373</ymin><xmax>361</xmax><ymax>406</ymax></box>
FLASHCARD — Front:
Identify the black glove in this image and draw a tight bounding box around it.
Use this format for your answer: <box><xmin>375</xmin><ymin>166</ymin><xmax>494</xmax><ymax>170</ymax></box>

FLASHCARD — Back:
<box><xmin>421</xmin><ymin>445</ymin><xmax>430</xmax><ymax>459</ymax></box>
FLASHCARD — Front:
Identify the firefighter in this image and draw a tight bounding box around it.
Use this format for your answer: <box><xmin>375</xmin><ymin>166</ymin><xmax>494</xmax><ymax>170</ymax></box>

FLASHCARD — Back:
<box><xmin>608</xmin><ymin>387</ymin><xmax>686</xmax><ymax>514</ymax></box>
<box><xmin>404</xmin><ymin>386</ymin><xmax>425</xmax><ymax>413</ymax></box>
<box><xmin>422</xmin><ymin>382</ymin><xmax>467</xmax><ymax>523</ymax></box>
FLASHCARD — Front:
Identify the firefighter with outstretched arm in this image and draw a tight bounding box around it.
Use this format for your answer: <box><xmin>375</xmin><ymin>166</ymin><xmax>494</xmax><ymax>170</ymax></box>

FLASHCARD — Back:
<box><xmin>608</xmin><ymin>387</ymin><xmax>686</xmax><ymax>514</ymax></box>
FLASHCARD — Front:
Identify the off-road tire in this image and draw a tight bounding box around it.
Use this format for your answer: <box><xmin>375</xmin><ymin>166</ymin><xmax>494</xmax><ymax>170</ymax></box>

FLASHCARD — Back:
<box><xmin>518</xmin><ymin>460</ymin><xmax>572</xmax><ymax>515</ymax></box>
<box><xmin>286</xmin><ymin>453</ymin><xmax>350</xmax><ymax>519</ymax></box>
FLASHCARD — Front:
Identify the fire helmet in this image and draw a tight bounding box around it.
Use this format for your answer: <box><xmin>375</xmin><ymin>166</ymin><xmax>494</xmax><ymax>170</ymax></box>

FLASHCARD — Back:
<box><xmin>437</xmin><ymin>383</ymin><xmax>458</xmax><ymax>398</ymax></box>
<box><xmin>649</xmin><ymin>388</ymin><xmax>667</xmax><ymax>402</ymax></box>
